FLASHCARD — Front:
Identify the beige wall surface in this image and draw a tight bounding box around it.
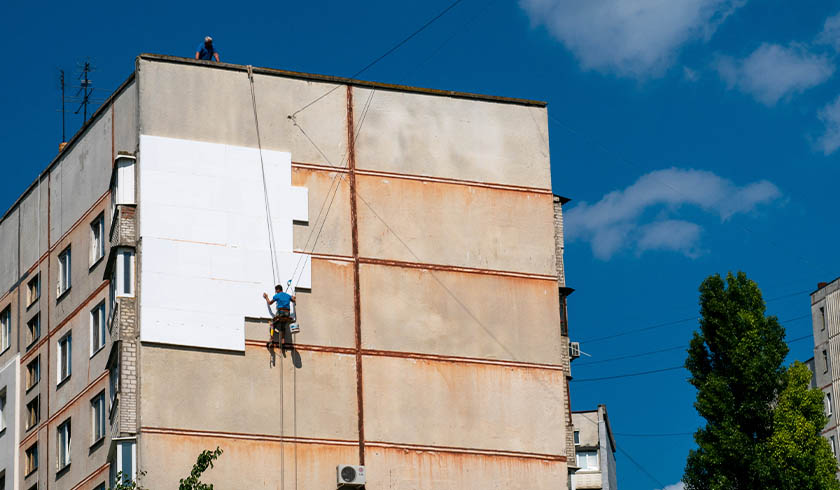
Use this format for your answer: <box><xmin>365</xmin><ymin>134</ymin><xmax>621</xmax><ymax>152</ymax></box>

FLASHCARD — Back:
<box><xmin>138</xmin><ymin>60</ymin><xmax>348</xmax><ymax>167</ymax></box>
<box><xmin>366</xmin><ymin>447</ymin><xmax>566</xmax><ymax>490</ymax></box>
<box><xmin>355</xmin><ymin>176</ymin><xmax>557</xmax><ymax>275</ymax></box>
<box><xmin>573</xmin><ymin>412</ymin><xmax>599</xmax><ymax>447</ymax></box>
<box><xmin>360</xmin><ymin>263</ymin><xmax>562</xmax><ymax>364</ymax></box>
<box><xmin>363</xmin><ymin>355</ymin><xmax>566</xmax><ymax>455</ymax></box>
<box><xmin>291</xmin><ymin>167</ymin><xmax>353</xmax><ymax>258</ymax></box>
<box><xmin>141</xmin><ymin>344</ymin><xmax>359</xmax><ymax>441</ymax></box>
<box><xmin>140</xmin><ymin>432</ymin><xmax>358</xmax><ymax>489</ymax></box>
<box><xmin>352</xmin><ymin>87</ymin><xmax>551</xmax><ymax>189</ymax></box>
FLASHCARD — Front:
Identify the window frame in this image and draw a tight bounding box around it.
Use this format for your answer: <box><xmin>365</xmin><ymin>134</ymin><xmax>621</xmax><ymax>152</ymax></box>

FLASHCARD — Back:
<box><xmin>828</xmin><ymin>392</ymin><xmax>834</xmax><ymax>417</ymax></box>
<box><xmin>824</xmin><ymin>349</ymin><xmax>830</xmax><ymax>374</ymax></box>
<box><xmin>90</xmin><ymin>301</ymin><xmax>106</xmax><ymax>357</ymax></box>
<box><xmin>57</xmin><ymin>246</ymin><xmax>72</xmax><ymax>297</ymax></box>
<box><xmin>821</xmin><ymin>306</ymin><xmax>827</xmax><ymax>331</ymax></box>
<box><xmin>25</xmin><ymin>396</ymin><xmax>39</xmax><ymax>431</ymax></box>
<box><xmin>573</xmin><ymin>430</ymin><xmax>580</xmax><ymax>446</ymax></box>
<box><xmin>113</xmin><ymin>249</ymin><xmax>135</xmax><ymax>298</ymax></box>
<box><xmin>26</xmin><ymin>313</ymin><xmax>40</xmax><ymax>349</ymax></box>
<box><xmin>576</xmin><ymin>450</ymin><xmax>599</xmax><ymax>471</ymax></box>
<box><xmin>26</xmin><ymin>274</ymin><xmax>40</xmax><ymax>307</ymax></box>
<box><xmin>91</xmin><ymin>392</ymin><xmax>106</xmax><ymax>445</ymax></box>
<box><xmin>0</xmin><ymin>388</ymin><xmax>6</xmax><ymax>434</ymax></box>
<box><xmin>26</xmin><ymin>357</ymin><xmax>40</xmax><ymax>391</ymax></box>
<box><xmin>57</xmin><ymin>333</ymin><xmax>72</xmax><ymax>386</ymax></box>
<box><xmin>90</xmin><ymin>213</ymin><xmax>105</xmax><ymax>268</ymax></box>
<box><xmin>24</xmin><ymin>443</ymin><xmax>38</xmax><ymax>476</ymax></box>
<box><xmin>0</xmin><ymin>308</ymin><xmax>10</xmax><ymax>354</ymax></box>
<box><xmin>57</xmin><ymin>418</ymin><xmax>71</xmax><ymax>470</ymax></box>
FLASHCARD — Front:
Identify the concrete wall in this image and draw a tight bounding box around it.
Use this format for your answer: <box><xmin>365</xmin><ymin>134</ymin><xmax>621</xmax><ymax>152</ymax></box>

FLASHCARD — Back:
<box><xmin>134</xmin><ymin>56</ymin><xmax>566</xmax><ymax>489</ymax></box>
<box><xmin>0</xmin><ymin>354</ymin><xmax>20</xmax><ymax>490</ymax></box>
<box><xmin>812</xmin><ymin>281</ymin><xmax>840</xmax><ymax>474</ymax></box>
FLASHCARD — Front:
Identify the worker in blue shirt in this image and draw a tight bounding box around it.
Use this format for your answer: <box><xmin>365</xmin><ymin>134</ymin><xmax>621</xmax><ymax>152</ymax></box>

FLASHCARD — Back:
<box><xmin>195</xmin><ymin>36</ymin><xmax>220</xmax><ymax>62</ymax></box>
<box><xmin>264</xmin><ymin>284</ymin><xmax>295</xmax><ymax>317</ymax></box>
<box><xmin>264</xmin><ymin>285</ymin><xmax>296</xmax><ymax>347</ymax></box>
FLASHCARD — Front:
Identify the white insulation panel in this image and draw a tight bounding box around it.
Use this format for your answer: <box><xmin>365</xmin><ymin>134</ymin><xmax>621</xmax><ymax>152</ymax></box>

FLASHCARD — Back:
<box><xmin>139</xmin><ymin>135</ymin><xmax>310</xmax><ymax>351</ymax></box>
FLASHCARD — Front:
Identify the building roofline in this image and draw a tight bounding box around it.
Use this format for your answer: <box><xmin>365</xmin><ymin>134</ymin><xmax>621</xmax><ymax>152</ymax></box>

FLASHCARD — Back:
<box><xmin>137</xmin><ymin>53</ymin><xmax>548</xmax><ymax>108</ymax></box>
<box><xmin>812</xmin><ymin>276</ymin><xmax>840</xmax><ymax>296</ymax></box>
<box><xmin>0</xmin><ymin>71</ymin><xmax>137</xmax><ymax>227</ymax></box>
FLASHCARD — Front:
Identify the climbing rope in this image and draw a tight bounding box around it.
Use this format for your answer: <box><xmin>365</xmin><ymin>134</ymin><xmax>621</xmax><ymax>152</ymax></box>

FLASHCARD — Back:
<box><xmin>247</xmin><ymin>65</ymin><xmax>281</xmax><ymax>286</ymax></box>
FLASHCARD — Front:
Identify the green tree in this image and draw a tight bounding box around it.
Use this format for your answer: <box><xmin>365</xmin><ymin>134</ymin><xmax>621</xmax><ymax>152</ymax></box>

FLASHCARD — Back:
<box><xmin>765</xmin><ymin>361</ymin><xmax>839</xmax><ymax>489</ymax></box>
<box><xmin>179</xmin><ymin>446</ymin><xmax>224</xmax><ymax>490</ymax></box>
<box><xmin>684</xmin><ymin>272</ymin><xmax>839</xmax><ymax>489</ymax></box>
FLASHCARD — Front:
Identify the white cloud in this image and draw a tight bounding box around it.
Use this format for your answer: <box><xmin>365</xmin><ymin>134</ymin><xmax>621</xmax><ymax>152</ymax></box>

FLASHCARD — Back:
<box><xmin>716</xmin><ymin>43</ymin><xmax>834</xmax><ymax>105</ymax></box>
<box><xmin>817</xmin><ymin>11</ymin><xmax>840</xmax><ymax>51</ymax></box>
<box><xmin>519</xmin><ymin>0</ymin><xmax>744</xmax><ymax>78</ymax></box>
<box><xmin>565</xmin><ymin>168</ymin><xmax>781</xmax><ymax>260</ymax></box>
<box><xmin>683</xmin><ymin>66</ymin><xmax>700</xmax><ymax>82</ymax></box>
<box><xmin>816</xmin><ymin>94</ymin><xmax>840</xmax><ymax>155</ymax></box>
<box><xmin>657</xmin><ymin>482</ymin><xmax>686</xmax><ymax>490</ymax></box>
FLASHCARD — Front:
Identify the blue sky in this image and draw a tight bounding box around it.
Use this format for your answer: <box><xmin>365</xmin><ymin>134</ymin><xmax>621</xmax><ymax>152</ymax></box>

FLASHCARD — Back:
<box><xmin>2</xmin><ymin>0</ymin><xmax>839</xmax><ymax>488</ymax></box>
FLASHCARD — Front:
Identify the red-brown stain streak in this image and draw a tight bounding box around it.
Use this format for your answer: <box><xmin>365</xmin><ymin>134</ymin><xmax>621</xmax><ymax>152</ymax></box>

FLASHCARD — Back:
<box><xmin>70</xmin><ymin>462</ymin><xmax>109</xmax><ymax>490</ymax></box>
<box><xmin>19</xmin><ymin>371</ymin><xmax>108</xmax><ymax>447</ymax></box>
<box><xmin>291</xmin><ymin>162</ymin><xmax>554</xmax><ymax>195</ymax></box>
<box><xmin>140</xmin><ymin>427</ymin><xmax>567</xmax><ymax>462</ymax></box>
<box><xmin>20</xmin><ymin>281</ymin><xmax>110</xmax><ymax>365</ymax></box>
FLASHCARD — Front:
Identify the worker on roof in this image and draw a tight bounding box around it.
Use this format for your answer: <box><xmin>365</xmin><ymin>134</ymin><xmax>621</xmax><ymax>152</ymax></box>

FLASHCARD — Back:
<box><xmin>195</xmin><ymin>36</ymin><xmax>220</xmax><ymax>62</ymax></box>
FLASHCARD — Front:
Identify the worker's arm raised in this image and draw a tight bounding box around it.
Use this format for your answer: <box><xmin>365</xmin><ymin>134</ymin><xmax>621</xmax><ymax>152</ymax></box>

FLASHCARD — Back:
<box><xmin>263</xmin><ymin>292</ymin><xmax>274</xmax><ymax>305</ymax></box>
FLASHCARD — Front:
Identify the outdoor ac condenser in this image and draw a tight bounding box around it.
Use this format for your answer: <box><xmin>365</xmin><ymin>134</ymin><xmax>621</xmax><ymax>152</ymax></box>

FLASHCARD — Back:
<box><xmin>337</xmin><ymin>465</ymin><xmax>366</xmax><ymax>487</ymax></box>
<box><xmin>569</xmin><ymin>341</ymin><xmax>581</xmax><ymax>359</ymax></box>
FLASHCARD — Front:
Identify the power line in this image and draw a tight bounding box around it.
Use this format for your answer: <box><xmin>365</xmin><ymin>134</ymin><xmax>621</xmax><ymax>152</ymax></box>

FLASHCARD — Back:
<box><xmin>615</xmin><ymin>431</ymin><xmax>694</xmax><ymax>438</ymax></box>
<box><xmin>571</xmin><ymin>365</ymin><xmax>685</xmax><ymax>383</ymax></box>
<box><xmin>289</xmin><ymin>0</ymin><xmax>467</xmax><ymax>118</ymax></box>
<box><xmin>574</xmin><ymin>345</ymin><xmax>686</xmax><ymax>368</ymax></box>
<box><xmin>616</xmin><ymin>444</ymin><xmax>666</xmax><ymax>488</ymax></box>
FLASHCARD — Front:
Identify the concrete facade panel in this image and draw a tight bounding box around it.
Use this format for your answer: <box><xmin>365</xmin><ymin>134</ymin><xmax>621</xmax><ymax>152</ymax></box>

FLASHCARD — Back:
<box><xmin>139</xmin><ymin>432</ymin><xmax>358</xmax><ymax>490</ymax></box>
<box><xmin>0</xmin><ymin>209</ymin><xmax>19</xmax><ymax>295</ymax></box>
<box><xmin>365</xmin><ymin>446</ymin><xmax>566</xmax><ymax>490</ymax></box>
<box><xmin>114</xmin><ymin>79</ymin><xmax>138</xmax><ymax>154</ymax></box>
<box><xmin>363</xmin><ymin>356</ymin><xmax>566</xmax><ymax>455</ymax></box>
<box><xmin>0</xmin><ymin>355</ymin><xmax>20</xmax><ymax>490</ymax></box>
<box><xmin>292</xmin><ymin>167</ymin><xmax>353</xmax><ymax>258</ymax></box>
<box><xmin>360</xmin><ymin>264</ymin><xmax>562</xmax><ymax>364</ymax></box>
<box><xmin>18</xmin><ymin>181</ymin><xmax>49</xmax><ymax>276</ymax></box>
<box><xmin>355</xmin><ymin>176</ymin><xmax>557</xmax><ymax>275</ymax></box>
<box><xmin>49</xmin><ymin>112</ymin><xmax>112</xmax><ymax>246</ymax></box>
<box><xmin>352</xmin><ymin>87</ymin><xmax>551</xmax><ymax>189</ymax></box>
<box><xmin>140</xmin><ymin>345</ymin><xmax>359</xmax><ymax>441</ymax></box>
<box><xmin>137</xmin><ymin>60</ymin><xmax>348</xmax><ymax>167</ymax></box>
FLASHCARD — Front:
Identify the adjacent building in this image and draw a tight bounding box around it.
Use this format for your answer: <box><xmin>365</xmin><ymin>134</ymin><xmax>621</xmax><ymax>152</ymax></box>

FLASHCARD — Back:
<box><xmin>0</xmin><ymin>54</ymin><xmax>575</xmax><ymax>489</ymax></box>
<box><xmin>809</xmin><ymin>278</ymin><xmax>840</xmax><ymax>475</ymax></box>
<box><xmin>571</xmin><ymin>405</ymin><xmax>617</xmax><ymax>490</ymax></box>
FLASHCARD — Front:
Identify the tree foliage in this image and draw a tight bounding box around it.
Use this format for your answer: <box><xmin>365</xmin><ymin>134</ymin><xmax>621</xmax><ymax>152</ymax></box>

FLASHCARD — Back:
<box><xmin>179</xmin><ymin>446</ymin><xmax>224</xmax><ymax>490</ymax></box>
<box><xmin>684</xmin><ymin>272</ymin><xmax>839</xmax><ymax>490</ymax></box>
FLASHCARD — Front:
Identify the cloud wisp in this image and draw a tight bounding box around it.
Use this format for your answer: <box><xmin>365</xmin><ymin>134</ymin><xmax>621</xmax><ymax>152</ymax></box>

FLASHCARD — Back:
<box><xmin>818</xmin><ymin>11</ymin><xmax>840</xmax><ymax>51</ymax></box>
<box><xmin>815</xmin><ymin>95</ymin><xmax>840</xmax><ymax>155</ymax></box>
<box><xmin>716</xmin><ymin>43</ymin><xmax>835</xmax><ymax>105</ymax></box>
<box><xmin>519</xmin><ymin>0</ymin><xmax>744</xmax><ymax>79</ymax></box>
<box><xmin>565</xmin><ymin>168</ymin><xmax>781</xmax><ymax>260</ymax></box>
<box><xmin>657</xmin><ymin>483</ymin><xmax>686</xmax><ymax>490</ymax></box>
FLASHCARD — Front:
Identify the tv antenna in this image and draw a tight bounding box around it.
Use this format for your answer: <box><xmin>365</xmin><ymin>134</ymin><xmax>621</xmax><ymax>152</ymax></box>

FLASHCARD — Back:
<box><xmin>57</xmin><ymin>59</ymin><xmax>107</xmax><ymax>144</ymax></box>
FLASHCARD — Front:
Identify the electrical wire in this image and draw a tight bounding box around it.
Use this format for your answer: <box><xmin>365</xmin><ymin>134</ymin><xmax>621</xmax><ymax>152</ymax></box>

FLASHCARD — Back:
<box><xmin>571</xmin><ymin>365</ymin><xmax>685</xmax><ymax>383</ymax></box>
<box><xmin>289</xmin><ymin>0</ymin><xmax>467</xmax><ymax>118</ymax></box>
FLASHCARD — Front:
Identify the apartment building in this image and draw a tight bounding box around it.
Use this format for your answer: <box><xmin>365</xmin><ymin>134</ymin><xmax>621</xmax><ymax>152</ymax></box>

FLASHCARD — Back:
<box><xmin>571</xmin><ymin>406</ymin><xmax>617</xmax><ymax>490</ymax></box>
<box><xmin>0</xmin><ymin>54</ymin><xmax>573</xmax><ymax>489</ymax></box>
<box><xmin>809</xmin><ymin>278</ymin><xmax>840</xmax><ymax>475</ymax></box>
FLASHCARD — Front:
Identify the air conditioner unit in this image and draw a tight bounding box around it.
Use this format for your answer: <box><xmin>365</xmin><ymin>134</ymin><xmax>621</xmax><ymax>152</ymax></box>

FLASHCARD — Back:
<box><xmin>569</xmin><ymin>341</ymin><xmax>581</xmax><ymax>360</ymax></box>
<box><xmin>337</xmin><ymin>465</ymin><xmax>366</xmax><ymax>487</ymax></box>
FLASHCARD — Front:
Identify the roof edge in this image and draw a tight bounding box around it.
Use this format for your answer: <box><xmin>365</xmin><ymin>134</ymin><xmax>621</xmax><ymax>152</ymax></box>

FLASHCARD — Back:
<box><xmin>0</xmin><ymin>71</ymin><xmax>136</xmax><ymax>226</ymax></box>
<box><xmin>137</xmin><ymin>53</ymin><xmax>548</xmax><ymax>108</ymax></box>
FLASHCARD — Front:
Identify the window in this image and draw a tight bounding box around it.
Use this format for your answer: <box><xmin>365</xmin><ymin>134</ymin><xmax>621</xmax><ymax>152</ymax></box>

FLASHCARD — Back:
<box><xmin>27</xmin><ymin>274</ymin><xmax>40</xmax><ymax>306</ymax></box>
<box><xmin>57</xmin><ymin>418</ymin><xmax>71</xmax><ymax>469</ymax></box>
<box><xmin>58</xmin><ymin>247</ymin><xmax>72</xmax><ymax>296</ymax></box>
<box><xmin>0</xmin><ymin>388</ymin><xmax>5</xmax><ymax>433</ymax></box>
<box><xmin>109</xmin><ymin>439</ymin><xmax>136</xmax><ymax>487</ymax></box>
<box><xmin>109</xmin><ymin>361</ymin><xmax>120</xmax><ymax>406</ymax></box>
<box><xmin>94</xmin><ymin>484</ymin><xmax>106</xmax><ymax>490</ymax></box>
<box><xmin>828</xmin><ymin>392</ymin><xmax>834</xmax><ymax>416</ymax></box>
<box><xmin>576</xmin><ymin>450</ymin><xmax>599</xmax><ymax>471</ymax></box>
<box><xmin>26</xmin><ymin>314</ymin><xmax>40</xmax><ymax>348</ymax></box>
<box><xmin>90</xmin><ymin>214</ymin><xmax>105</xmax><ymax>266</ymax></box>
<box><xmin>112</xmin><ymin>156</ymin><xmax>136</xmax><ymax>208</ymax></box>
<box><xmin>113</xmin><ymin>249</ymin><xmax>135</xmax><ymax>297</ymax></box>
<box><xmin>832</xmin><ymin>435</ymin><xmax>837</xmax><ymax>456</ymax></box>
<box><xmin>25</xmin><ymin>443</ymin><xmax>38</xmax><ymax>475</ymax></box>
<box><xmin>26</xmin><ymin>397</ymin><xmax>39</xmax><ymax>430</ymax></box>
<box><xmin>90</xmin><ymin>302</ymin><xmax>106</xmax><ymax>355</ymax></box>
<box><xmin>574</xmin><ymin>430</ymin><xmax>580</xmax><ymax>445</ymax></box>
<box><xmin>26</xmin><ymin>357</ymin><xmax>40</xmax><ymax>390</ymax></box>
<box><xmin>58</xmin><ymin>333</ymin><xmax>72</xmax><ymax>384</ymax></box>
<box><xmin>0</xmin><ymin>308</ymin><xmax>9</xmax><ymax>353</ymax></box>
<box><xmin>824</xmin><ymin>350</ymin><xmax>830</xmax><ymax>374</ymax></box>
<box><xmin>821</xmin><ymin>306</ymin><xmax>827</xmax><ymax>331</ymax></box>
<box><xmin>91</xmin><ymin>392</ymin><xmax>106</xmax><ymax>444</ymax></box>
